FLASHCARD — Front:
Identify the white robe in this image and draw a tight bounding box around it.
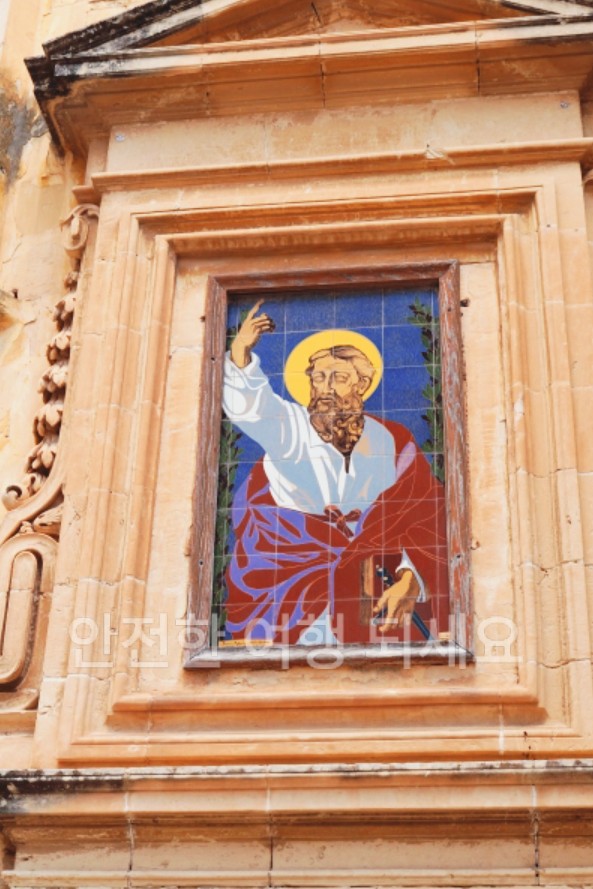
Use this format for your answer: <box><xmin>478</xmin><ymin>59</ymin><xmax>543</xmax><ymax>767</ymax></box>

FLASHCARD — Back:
<box><xmin>222</xmin><ymin>353</ymin><xmax>426</xmax><ymax>623</ymax></box>
<box><xmin>223</xmin><ymin>352</ymin><xmax>397</xmax><ymax>520</ymax></box>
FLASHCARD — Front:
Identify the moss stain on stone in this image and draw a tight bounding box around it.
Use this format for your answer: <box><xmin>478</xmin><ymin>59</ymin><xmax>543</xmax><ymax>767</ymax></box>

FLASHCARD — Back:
<box><xmin>0</xmin><ymin>77</ymin><xmax>46</xmax><ymax>186</ymax></box>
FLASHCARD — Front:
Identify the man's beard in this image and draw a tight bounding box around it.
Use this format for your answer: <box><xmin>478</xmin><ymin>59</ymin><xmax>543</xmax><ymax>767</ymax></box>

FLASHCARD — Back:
<box><xmin>308</xmin><ymin>392</ymin><xmax>365</xmax><ymax>456</ymax></box>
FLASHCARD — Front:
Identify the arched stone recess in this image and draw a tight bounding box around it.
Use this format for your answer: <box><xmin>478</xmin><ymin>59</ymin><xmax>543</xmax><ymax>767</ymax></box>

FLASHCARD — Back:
<box><xmin>0</xmin><ymin>533</ymin><xmax>56</xmax><ymax>711</ymax></box>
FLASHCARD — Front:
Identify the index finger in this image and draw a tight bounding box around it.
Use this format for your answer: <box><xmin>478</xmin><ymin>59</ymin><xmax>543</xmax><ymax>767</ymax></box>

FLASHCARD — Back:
<box><xmin>373</xmin><ymin>590</ymin><xmax>389</xmax><ymax>613</ymax></box>
<box><xmin>245</xmin><ymin>299</ymin><xmax>265</xmax><ymax>320</ymax></box>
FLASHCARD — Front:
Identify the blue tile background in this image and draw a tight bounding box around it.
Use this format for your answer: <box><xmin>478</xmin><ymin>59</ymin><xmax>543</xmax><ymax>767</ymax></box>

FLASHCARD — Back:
<box><xmin>217</xmin><ymin>285</ymin><xmax>443</xmax><ymax>603</ymax></box>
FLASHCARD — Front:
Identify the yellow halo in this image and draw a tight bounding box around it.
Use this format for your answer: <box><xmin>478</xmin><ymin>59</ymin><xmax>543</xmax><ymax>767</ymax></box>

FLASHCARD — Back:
<box><xmin>284</xmin><ymin>329</ymin><xmax>383</xmax><ymax>406</ymax></box>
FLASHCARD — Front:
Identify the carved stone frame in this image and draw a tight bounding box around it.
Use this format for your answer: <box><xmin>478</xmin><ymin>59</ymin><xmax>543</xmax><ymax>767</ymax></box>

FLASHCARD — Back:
<box><xmin>0</xmin><ymin>141</ymin><xmax>586</xmax><ymax>764</ymax></box>
<box><xmin>188</xmin><ymin>262</ymin><xmax>470</xmax><ymax>666</ymax></box>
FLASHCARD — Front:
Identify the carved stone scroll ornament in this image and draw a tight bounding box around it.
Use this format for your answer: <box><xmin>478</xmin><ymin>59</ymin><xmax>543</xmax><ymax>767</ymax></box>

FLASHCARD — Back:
<box><xmin>2</xmin><ymin>204</ymin><xmax>98</xmax><ymax>522</ymax></box>
<box><xmin>0</xmin><ymin>204</ymin><xmax>98</xmax><ymax>703</ymax></box>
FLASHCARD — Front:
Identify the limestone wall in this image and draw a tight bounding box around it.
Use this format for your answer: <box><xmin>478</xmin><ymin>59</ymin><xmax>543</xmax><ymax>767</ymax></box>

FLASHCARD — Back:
<box><xmin>1</xmin><ymin>0</ymin><xmax>593</xmax><ymax>884</ymax></box>
<box><xmin>0</xmin><ymin>0</ymin><xmax>78</xmax><ymax>521</ymax></box>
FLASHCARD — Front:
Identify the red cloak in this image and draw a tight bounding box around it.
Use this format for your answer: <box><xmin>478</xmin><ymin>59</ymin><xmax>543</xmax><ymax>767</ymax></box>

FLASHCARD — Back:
<box><xmin>223</xmin><ymin>418</ymin><xmax>449</xmax><ymax>645</ymax></box>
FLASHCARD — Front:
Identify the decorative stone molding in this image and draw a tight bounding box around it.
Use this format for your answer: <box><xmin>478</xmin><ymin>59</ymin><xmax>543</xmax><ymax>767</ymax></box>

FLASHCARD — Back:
<box><xmin>24</xmin><ymin>6</ymin><xmax>593</xmax><ymax>158</ymax></box>
<box><xmin>2</xmin><ymin>204</ymin><xmax>98</xmax><ymax>517</ymax></box>
<box><xmin>43</xmin><ymin>158</ymin><xmax>590</xmax><ymax>766</ymax></box>
<box><xmin>0</xmin><ymin>203</ymin><xmax>98</xmax><ymax>708</ymax></box>
<box><xmin>3</xmin><ymin>761</ymin><xmax>593</xmax><ymax>886</ymax></box>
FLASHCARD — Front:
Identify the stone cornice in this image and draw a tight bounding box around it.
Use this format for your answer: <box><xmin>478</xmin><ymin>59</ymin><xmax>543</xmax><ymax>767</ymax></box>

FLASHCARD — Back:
<box><xmin>3</xmin><ymin>763</ymin><xmax>593</xmax><ymax>886</ymax></box>
<box><xmin>26</xmin><ymin>16</ymin><xmax>593</xmax><ymax>157</ymax></box>
<box><xmin>75</xmin><ymin>138</ymin><xmax>593</xmax><ymax>201</ymax></box>
<box><xmin>2</xmin><ymin>760</ymin><xmax>593</xmax><ymax>813</ymax></box>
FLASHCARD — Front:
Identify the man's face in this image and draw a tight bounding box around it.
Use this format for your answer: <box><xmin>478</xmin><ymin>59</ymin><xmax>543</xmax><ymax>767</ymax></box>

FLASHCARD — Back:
<box><xmin>308</xmin><ymin>355</ymin><xmax>366</xmax><ymax>406</ymax></box>
<box><xmin>307</xmin><ymin>355</ymin><xmax>368</xmax><ymax>454</ymax></box>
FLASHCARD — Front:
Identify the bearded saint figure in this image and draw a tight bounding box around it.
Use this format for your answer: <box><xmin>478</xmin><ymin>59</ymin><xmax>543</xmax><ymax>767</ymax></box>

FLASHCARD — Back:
<box><xmin>220</xmin><ymin>300</ymin><xmax>448</xmax><ymax>646</ymax></box>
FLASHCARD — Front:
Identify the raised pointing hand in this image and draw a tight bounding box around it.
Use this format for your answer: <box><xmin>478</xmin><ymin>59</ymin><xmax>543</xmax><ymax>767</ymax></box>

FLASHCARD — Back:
<box><xmin>230</xmin><ymin>299</ymin><xmax>275</xmax><ymax>368</ymax></box>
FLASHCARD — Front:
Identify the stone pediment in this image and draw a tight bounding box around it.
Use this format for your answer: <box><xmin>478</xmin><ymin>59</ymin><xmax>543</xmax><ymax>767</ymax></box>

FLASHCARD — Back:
<box><xmin>26</xmin><ymin>0</ymin><xmax>593</xmax><ymax>156</ymax></box>
<box><xmin>175</xmin><ymin>0</ymin><xmax>593</xmax><ymax>42</ymax></box>
<box><xmin>33</xmin><ymin>0</ymin><xmax>593</xmax><ymax>53</ymax></box>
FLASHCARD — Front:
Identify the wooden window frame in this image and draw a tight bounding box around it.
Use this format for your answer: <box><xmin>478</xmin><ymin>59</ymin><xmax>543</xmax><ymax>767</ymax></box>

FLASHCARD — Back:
<box><xmin>187</xmin><ymin>261</ymin><xmax>471</xmax><ymax>668</ymax></box>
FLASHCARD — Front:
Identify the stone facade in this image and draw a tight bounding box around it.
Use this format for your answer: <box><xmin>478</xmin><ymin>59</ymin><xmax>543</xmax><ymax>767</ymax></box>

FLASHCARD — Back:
<box><xmin>1</xmin><ymin>0</ymin><xmax>593</xmax><ymax>885</ymax></box>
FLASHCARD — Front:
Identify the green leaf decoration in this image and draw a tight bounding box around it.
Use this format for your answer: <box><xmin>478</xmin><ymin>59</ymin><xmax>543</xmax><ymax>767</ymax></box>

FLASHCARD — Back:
<box><xmin>407</xmin><ymin>297</ymin><xmax>445</xmax><ymax>485</ymax></box>
<box><xmin>211</xmin><ymin>308</ymin><xmax>251</xmax><ymax>638</ymax></box>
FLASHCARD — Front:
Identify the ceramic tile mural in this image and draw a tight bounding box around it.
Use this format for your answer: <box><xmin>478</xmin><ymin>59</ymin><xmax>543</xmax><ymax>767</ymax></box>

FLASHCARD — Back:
<box><xmin>213</xmin><ymin>287</ymin><xmax>449</xmax><ymax>647</ymax></box>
